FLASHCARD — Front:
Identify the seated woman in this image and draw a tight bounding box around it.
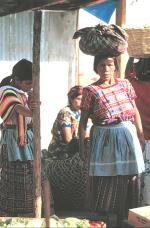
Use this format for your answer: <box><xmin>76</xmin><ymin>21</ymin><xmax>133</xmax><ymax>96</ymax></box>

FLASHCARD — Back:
<box><xmin>44</xmin><ymin>85</ymin><xmax>92</xmax><ymax>211</ymax></box>
<box><xmin>47</xmin><ymin>85</ymin><xmax>91</xmax><ymax>159</ymax></box>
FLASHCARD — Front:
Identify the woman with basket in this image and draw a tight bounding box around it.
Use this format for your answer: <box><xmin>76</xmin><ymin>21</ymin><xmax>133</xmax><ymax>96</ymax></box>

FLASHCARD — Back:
<box><xmin>79</xmin><ymin>54</ymin><xmax>145</xmax><ymax>225</ymax></box>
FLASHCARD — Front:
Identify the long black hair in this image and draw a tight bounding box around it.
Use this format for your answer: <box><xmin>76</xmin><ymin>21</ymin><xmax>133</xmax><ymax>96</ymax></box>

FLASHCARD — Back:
<box><xmin>125</xmin><ymin>57</ymin><xmax>150</xmax><ymax>81</ymax></box>
<box><xmin>135</xmin><ymin>58</ymin><xmax>150</xmax><ymax>81</ymax></box>
<box><xmin>0</xmin><ymin>59</ymin><xmax>32</xmax><ymax>87</ymax></box>
<box><xmin>0</xmin><ymin>75</ymin><xmax>13</xmax><ymax>87</ymax></box>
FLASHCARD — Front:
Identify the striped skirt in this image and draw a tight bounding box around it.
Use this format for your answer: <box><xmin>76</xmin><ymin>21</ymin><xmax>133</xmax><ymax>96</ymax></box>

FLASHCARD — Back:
<box><xmin>0</xmin><ymin>128</ymin><xmax>35</xmax><ymax>216</ymax></box>
<box><xmin>86</xmin><ymin>121</ymin><xmax>144</xmax><ymax>217</ymax></box>
<box><xmin>86</xmin><ymin>175</ymin><xmax>139</xmax><ymax>218</ymax></box>
<box><xmin>0</xmin><ymin>145</ymin><xmax>35</xmax><ymax>216</ymax></box>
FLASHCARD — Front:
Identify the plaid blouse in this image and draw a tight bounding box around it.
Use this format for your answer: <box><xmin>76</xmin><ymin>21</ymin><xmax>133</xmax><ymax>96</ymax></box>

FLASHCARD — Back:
<box><xmin>81</xmin><ymin>78</ymin><xmax>136</xmax><ymax>125</ymax></box>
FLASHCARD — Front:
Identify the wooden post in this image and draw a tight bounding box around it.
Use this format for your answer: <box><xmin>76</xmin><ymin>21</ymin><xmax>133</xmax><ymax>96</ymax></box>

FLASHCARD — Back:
<box><xmin>116</xmin><ymin>0</ymin><xmax>127</xmax><ymax>78</ymax></box>
<box><xmin>32</xmin><ymin>10</ymin><xmax>42</xmax><ymax>218</ymax></box>
<box><xmin>42</xmin><ymin>179</ymin><xmax>51</xmax><ymax>227</ymax></box>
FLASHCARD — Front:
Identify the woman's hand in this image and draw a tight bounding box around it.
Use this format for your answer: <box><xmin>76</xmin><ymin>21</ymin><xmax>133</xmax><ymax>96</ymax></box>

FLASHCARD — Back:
<box><xmin>27</xmin><ymin>90</ymin><xmax>41</xmax><ymax>110</ymax></box>
<box><xmin>79</xmin><ymin>110</ymin><xmax>89</xmax><ymax>161</ymax></box>
<box><xmin>133</xmin><ymin>101</ymin><xmax>145</xmax><ymax>152</ymax></box>
<box><xmin>138</xmin><ymin>133</ymin><xmax>145</xmax><ymax>152</ymax></box>
<box><xmin>29</xmin><ymin>100</ymin><xmax>41</xmax><ymax>110</ymax></box>
<box><xmin>79</xmin><ymin>143</ymin><xmax>86</xmax><ymax>161</ymax></box>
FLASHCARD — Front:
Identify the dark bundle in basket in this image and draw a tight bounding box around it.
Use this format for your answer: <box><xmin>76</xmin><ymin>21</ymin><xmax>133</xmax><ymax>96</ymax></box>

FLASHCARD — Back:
<box><xmin>73</xmin><ymin>23</ymin><xmax>128</xmax><ymax>57</ymax></box>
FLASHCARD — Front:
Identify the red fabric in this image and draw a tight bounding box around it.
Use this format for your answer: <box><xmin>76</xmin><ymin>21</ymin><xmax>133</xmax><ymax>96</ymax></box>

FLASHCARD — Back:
<box><xmin>128</xmin><ymin>73</ymin><xmax>150</xmax><ymax>139</ymax></box>
<box><xmin>81</xmin><ymin>78</ymin><xmax>136</xmax><ymax>125</ymax></box>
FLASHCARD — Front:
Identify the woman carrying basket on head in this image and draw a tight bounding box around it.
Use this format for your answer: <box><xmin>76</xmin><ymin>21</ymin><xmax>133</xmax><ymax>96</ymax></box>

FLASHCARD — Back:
<box><xmin>79</xmin><ymin>54</ymin><xmax>145</xmax><ymax>226</ymax></box>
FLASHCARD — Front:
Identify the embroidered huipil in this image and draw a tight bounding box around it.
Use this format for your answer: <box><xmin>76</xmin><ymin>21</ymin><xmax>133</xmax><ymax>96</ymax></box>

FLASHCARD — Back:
<box><xmin>81</xmin><ymin>78</ymin><xmax>145</xmax><ymax>176</ymax></box>
<box><xmin>81</xmin><ymin>78</ymin><xmax>136</xmax><ymax>125</ymax></box>
<box><xmin>48</xmin><ymin>106</ymin><xmax>81</xmax><ymax>158</ymax></box>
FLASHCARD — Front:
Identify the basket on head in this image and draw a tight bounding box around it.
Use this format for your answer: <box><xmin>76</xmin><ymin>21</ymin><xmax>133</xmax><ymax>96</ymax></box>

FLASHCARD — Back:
<box><xmin>73</xmin><ymin>23</ymin><xmax>128</xmax><ymax>57</ymax></box>
<box><xmin>125</xmin><ymin>27</ymin><xmax>150</xmax><ymax>58</ymax></box>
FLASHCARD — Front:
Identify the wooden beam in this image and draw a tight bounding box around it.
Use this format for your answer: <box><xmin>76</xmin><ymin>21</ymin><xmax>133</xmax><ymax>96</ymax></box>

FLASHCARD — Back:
<box><xmin>32</xmin><ymin>10</ymin><xmax>42</xmax><ymax>218</ymax></box>
<box><xmin>116</xmin><ymin>0</ymin><xmax>126</xmax><ymax>27</ymax></box>
<box><xmin>116</xmin><ymin>0</ymin><xmax>127</xmax><ymax>78</ymax></box>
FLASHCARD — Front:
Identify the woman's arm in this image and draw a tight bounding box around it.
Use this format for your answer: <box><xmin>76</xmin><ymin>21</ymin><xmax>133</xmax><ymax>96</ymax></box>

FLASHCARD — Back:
<box><xmin>79</xmin><ymin>110</ymin><xmax>89</xmax><ymax>161</ymax></box>
<box><xmin>14</xmin><ymin>98</ymin><xmax>41</xmax><ymax>117</ymax></box>
<box><xmin>133</xmin><ymin>100</ymin><xmax>145</xmax><ymax>151</ymax></box>
<box><xmin>14</xmin><ymin>104</ymin><xmax>32</xmax><ymax>117</ymax></box>
<box><xmin>63</xmin><ymin>127</ymin><xmax>73</xmax><ymax>143</ymax></box>
<box><xmin>85</xmin><ymin>118</ymin><xmax>92</xmax><ymax>138</ymax></box>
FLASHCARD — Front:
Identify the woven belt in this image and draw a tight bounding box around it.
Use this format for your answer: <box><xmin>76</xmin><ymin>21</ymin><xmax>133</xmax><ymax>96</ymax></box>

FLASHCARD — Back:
<box><xmin>1</xmin><ymin>124</ymin><xmax>32</xmax><ymax>130</ymax></box>
<box><xmin>3</xmin><ymin>124</ymin><xmax>16</xmax><ymax>129</ymax></box>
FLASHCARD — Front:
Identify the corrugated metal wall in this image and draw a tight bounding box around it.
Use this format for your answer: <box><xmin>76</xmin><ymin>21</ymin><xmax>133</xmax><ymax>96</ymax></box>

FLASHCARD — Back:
<box><xmin>0</xmin><ymin>10</ymin><xmax>78</xmax><ymax>148</ymax></box>
<box><xmin>0</xmin><ymin>11</ymin><xmax>78</xmax><ymax>76</ymax></box>
<box><xmin>0</xmin><ymin>12</ymin><xmax>33</xmax><ymax>60</ymax></box>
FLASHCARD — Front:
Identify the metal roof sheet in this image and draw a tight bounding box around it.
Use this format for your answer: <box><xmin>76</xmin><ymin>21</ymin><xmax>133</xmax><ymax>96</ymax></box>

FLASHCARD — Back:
<box><xmin>0</xmin><ymin>0</ymin><xmax>109</xmax><ymax>17</ymax></box>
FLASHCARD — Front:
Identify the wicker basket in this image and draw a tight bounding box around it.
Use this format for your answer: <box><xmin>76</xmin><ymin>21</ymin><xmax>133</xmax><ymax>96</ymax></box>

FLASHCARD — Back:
<box><xmin>125</xmin><ymin>27</ymin><xmax>150</xmax><ymax>58</ymax></box>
